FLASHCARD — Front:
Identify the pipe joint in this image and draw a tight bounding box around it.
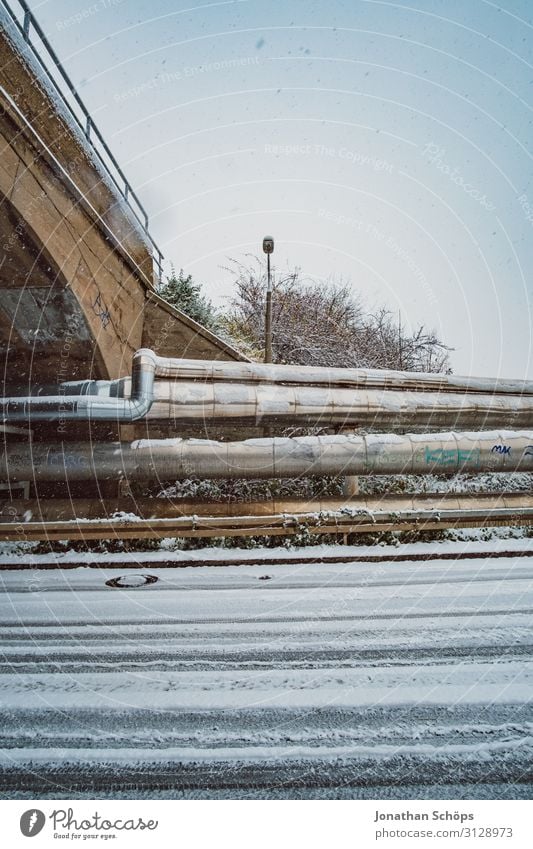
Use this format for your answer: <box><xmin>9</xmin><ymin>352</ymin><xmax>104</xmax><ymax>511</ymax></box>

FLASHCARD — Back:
<box><xmin>0</xmin><ymin>348</ymin><xmax>158</xmax><ymax>423</ymax></box>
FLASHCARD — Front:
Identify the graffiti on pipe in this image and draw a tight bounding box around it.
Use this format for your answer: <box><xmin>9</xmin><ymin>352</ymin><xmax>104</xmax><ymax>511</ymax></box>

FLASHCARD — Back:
<box><xmin>523</xmin><ymin>445</ymin><xmax>533</xmax><ymax>458</ymax></box>
<box><xmin>368</xmin><ymin>452</ymin><xmax>413</xmax><ymax>467</ymax></box>
<box><xmin>47</xmin><ymin>453</ymin><xmax>88</xmax><ymax>469</ymax></box>
<box><xmin>491</xmin><ymin>444</ymin><xmax>511</xmax><ymax>455</ymax></box>
<box><xmin>425</xmin><ymin>448</ymin><xmax>481</xmax><ymax>467</ymax></box>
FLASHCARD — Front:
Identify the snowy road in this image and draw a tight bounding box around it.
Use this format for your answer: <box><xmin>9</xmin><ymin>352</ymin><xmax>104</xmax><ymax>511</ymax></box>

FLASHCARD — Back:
<box><xmin>0</xmin><ymin>543</ymin><xmax>532</xmax><ymax>799</ymax></box>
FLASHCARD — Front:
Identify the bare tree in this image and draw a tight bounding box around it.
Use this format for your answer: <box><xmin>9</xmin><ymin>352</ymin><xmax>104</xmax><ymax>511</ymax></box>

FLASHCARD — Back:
<box><xmin>221</xmin><ymin>258</ymin><xmax>451</xmax><ymax>373</ymax></box>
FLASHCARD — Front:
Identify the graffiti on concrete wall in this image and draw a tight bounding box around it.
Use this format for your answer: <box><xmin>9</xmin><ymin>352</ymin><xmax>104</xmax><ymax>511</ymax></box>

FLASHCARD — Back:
<box><xmin>92</xmin><ymin>293</ymin><xmax>111</xmax><ymax>329</ymax></box>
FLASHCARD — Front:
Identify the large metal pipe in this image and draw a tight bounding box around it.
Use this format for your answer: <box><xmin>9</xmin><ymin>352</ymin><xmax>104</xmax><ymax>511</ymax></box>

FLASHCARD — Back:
<box><xmin>3</xmin><ymin>431</ymin><xmax>533</xmax><ymax>482</ymax></box>
<box><xmin>144</xmin><ymin>381</ymin><xmax>533</xmax><ymax>429</ymax></box>
<box><xmin>147</xmin><ymin>357</ymin><xmax>533</xmax><ymax>429</ymax></box>
<box><xmin>2</xmin><ymin>349</ymin><xmax>533</xmax><ymax>428</ymax></box>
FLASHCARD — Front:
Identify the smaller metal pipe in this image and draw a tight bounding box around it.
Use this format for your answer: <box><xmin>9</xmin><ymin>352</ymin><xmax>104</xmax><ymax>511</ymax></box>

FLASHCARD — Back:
<box><xmin>149</xmin><ymin>356</ymin><xmax>533</xmax><ymax>395</ymax></box>
<box><xmin>0</xmin><ymin>349</ymin><xmax>157</xmax><ymax>423</ymax></box>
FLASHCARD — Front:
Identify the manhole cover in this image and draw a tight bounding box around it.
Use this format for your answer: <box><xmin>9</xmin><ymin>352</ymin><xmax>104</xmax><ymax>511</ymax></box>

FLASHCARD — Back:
<box><xmin>105</xmin><ymin>574</ymin><xmax>159</xmax><ymax>588</ymax></box>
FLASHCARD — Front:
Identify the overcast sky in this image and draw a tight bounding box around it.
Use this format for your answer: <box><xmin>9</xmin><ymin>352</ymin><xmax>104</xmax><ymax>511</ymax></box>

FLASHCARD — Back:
<box><xmin>26</xmin><ymin>0</ymin><xmax>533</xmax><ymax>378</ymax></box>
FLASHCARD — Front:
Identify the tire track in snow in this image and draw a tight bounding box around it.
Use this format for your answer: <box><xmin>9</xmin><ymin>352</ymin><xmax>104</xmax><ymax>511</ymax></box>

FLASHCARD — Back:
<box><xmin>0</xmin><ymin>555</ymin><xmax>532</xmax><ymax>798</ymax></box>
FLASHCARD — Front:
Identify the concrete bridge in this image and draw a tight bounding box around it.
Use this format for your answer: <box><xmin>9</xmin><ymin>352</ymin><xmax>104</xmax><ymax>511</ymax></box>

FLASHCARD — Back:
<box><xmin>0</xmin><ymin>1</ymin><xmax>245</xmax><ymax>396</ymax></box>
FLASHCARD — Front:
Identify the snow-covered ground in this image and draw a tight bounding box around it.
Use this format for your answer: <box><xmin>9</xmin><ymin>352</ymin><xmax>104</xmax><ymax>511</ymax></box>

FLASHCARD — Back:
<box><xmin>0</xmin><ymin>542</ymin><xmax>532</xmax><ymax>799</ymax></box>
<box><xmin>0</xmin><ymin>532</ymin><xmax>532</xmax><ymax>566</ymax></box>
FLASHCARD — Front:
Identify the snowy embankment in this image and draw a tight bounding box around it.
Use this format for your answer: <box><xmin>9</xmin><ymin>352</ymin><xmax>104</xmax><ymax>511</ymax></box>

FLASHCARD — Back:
<box><xmin>0</xmin><ymin>534</ymin><xmax>532</xmax><ymax>567</ymax></box>
<box><xmin>0</xmin><ymin>547</ymin><xmax>532</xmax><ymax>798</ymax></box>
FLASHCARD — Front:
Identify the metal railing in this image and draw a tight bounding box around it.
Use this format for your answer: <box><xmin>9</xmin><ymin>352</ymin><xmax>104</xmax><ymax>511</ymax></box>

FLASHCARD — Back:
<box><xmin>0</xmin><ymin>0</ymin><xmax>164</xmax><ymax>283</ymax></box>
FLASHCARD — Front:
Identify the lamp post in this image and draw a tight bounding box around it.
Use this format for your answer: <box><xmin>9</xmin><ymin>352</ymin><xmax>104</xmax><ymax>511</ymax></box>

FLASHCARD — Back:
<box><xmin>262</xmin><ymin>235</ymin><xmax>274</xmax><ymax>363</ymax></box>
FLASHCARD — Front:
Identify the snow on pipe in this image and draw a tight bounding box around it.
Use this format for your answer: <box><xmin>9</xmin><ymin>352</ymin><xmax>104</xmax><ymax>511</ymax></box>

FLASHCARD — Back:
<box><xmin>3</xmin><ymin>349</ymin><xmax>533</xmax><ymax>427</ymax></box>
<box><xmin>152</xmin><ymin>356</ymin><xmax>533</xmax><ymax>395</ymax></box>
<box><xmin>3</xmin><ymin>431</ymin><xmax>533</xmax><ymax>482</ymax></box>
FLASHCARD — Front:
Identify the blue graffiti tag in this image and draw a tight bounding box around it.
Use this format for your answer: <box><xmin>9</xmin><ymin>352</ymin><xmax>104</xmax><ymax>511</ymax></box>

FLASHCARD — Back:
<box><xmin>523</xmin><ymin>445</ymin><xmax>533</xmax><ymax>458</ymax></box>
<box><xmin>491</xmin><ymin>444</ymin><xmax>511</xmax><ymax>455</ymax></box>
<box><xmin>92</xmin><ymin>293</ymin><xmax>111</xmax><ymax>328</ymax></box>
<box><xmin>47</xmin><ymin>453</ymin><xmax>87</xmax><ymax>469</ymax></box>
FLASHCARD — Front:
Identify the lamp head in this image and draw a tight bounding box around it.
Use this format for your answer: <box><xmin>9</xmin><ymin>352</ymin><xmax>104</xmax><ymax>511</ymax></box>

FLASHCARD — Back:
<box><xmin>262</xmin><ymin>236</ymin><xmax>274</xmax><ymax>254</ymax></box>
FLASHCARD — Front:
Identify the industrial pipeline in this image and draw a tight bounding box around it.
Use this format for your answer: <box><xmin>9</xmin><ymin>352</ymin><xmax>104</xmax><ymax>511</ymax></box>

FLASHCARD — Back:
<box><xmin>2</xmin><ymin>431</ymin><xmax>532</xmax><ymax>482</ymax></box>
<box><xmin>2</xmin><ymin>349</ymin><xmax>533</xmax><ymax>431</ymax></box>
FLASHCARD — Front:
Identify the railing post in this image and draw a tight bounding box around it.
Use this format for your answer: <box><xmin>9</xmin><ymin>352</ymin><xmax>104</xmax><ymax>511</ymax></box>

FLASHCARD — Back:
<box><xmin>22</xmin><ymin>9</ymin><xmax>30</xmax><ymax>41</ymax></box>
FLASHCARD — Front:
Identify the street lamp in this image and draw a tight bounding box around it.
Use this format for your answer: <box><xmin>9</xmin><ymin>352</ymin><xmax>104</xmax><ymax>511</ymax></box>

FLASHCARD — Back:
<box><xmin>262</xmin><ymin>235</ymin><xmax>274</xmax><ymax>363</ymax></box>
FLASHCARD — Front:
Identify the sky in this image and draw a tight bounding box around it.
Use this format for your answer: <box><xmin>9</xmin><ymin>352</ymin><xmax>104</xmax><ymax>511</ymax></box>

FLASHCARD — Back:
<box><xmin>23</xmin><ymin>0</ymin><xmax>533</xmax><ymax>378</ymax></box>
